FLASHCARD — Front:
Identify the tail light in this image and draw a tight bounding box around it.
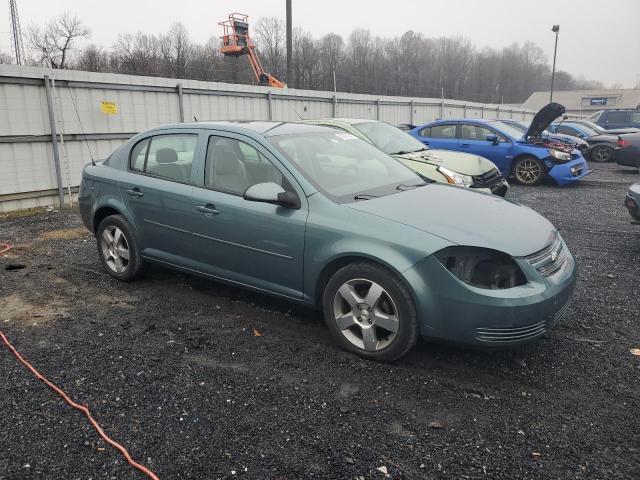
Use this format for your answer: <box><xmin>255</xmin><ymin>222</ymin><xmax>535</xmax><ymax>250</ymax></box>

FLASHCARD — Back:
<box><xmin>617</xmin><ymin>137</ymin><xmax>629</xmax><ymax>147</ymax></box>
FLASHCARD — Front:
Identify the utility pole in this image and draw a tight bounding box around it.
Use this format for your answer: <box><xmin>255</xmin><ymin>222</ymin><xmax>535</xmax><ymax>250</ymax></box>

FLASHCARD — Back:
<box><xmin>550</xmin><ymin>25</ymin><xmax>560</xmax><ymax>103</ymax></box>
<box><xmin>8</xmin><ymin>0</ymin><xmax>26</xmax><ymax>65</ymax></box>
<box><xmin>286</xmin><ymin>0</ymin><xmax>292</xmax><ymax>84</ymax></box>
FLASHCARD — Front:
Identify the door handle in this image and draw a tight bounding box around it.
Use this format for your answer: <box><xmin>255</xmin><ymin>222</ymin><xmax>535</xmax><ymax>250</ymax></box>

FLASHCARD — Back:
<box><xmin>461</xmin><ymin>143</ymin><xmax>471</xmax><ymax>148</ymax></box>
<box><xmin>126</xmin><ymin>188</ymin><xmax>144</xmax><ymax>198</ymax></box>
<box><xmin>197</xmin><ymin>204</ymin><xmax>220</xmax><ymax>216</ymax></box>
<box><xmin>422</xmin><ymin>141</ymin><xmax>430</xmax><ymax>146</ymax></box>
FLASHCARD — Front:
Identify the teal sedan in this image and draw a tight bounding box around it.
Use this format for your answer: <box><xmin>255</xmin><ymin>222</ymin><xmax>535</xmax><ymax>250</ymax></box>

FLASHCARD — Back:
<box><xmin>79</xmin><ymin>121</ymin><xmax>576</xmax><ymax>361</ymax></box>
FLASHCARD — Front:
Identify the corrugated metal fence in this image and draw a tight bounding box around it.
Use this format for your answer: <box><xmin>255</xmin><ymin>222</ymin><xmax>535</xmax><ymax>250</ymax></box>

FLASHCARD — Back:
<box><xmin>0</xmin><ymin>65</ymin><xmax>537</xmax><ymax>212</ymax></box>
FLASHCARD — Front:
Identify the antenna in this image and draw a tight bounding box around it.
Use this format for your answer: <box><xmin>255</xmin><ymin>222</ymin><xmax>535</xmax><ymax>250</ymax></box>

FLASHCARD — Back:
<box><xmin>8</xmin><ymin>0</ymin><xmax>26</xmax><ymax>65</ymax></box>
<box><xmin>66</xmin><ymin>83</ymin><xmax>95</xmax><ymax>166</ymax></box>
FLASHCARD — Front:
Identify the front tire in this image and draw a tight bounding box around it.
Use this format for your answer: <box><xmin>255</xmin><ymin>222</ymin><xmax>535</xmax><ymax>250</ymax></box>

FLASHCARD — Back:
<box><xmin>589</xmin><ymin>145</ymin><xmax>614</xmax><ymax>163</ymax></box>
<box><xmin>322</xmin><ymin>262</ymin><xmax>419</xmax><ymax>362</ymax></box>
<box><xmin>96</xmin><ymin>214</ymin><xmax>143</xmax><ymax>281</ymax></box>
<box><xmin>512</xmin><ymin>156</ymin><xmax>545</xmax><ymax>185</ymax></box>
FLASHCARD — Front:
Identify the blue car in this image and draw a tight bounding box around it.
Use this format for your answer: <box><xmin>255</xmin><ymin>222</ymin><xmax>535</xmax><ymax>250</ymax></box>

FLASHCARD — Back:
<box><xmin>409</xmin><ymin>103</ymin><xmax>590</xmax><ymax>186</ymax></box>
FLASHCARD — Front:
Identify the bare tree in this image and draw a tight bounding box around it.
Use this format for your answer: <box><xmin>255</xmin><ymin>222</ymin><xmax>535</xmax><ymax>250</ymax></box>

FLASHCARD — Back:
<box><xmin>26</xmin><ymin>13</ymin><xmax>89</xmax><ymax>68</ymax></box>
<box><xmin>0</xmin><ymin>51</ymin><xmax>13</xmax><ymax>64</ymax></box>
<box><xmin>254</xmin><ymin>17</ymin><xmax>285</xmax><ymax>77</ymax></box>
<box><xmin>76</xmin><ymin>44</ymin><xmax>108</xmax><ymax>72</ymax></box>
<box><xmin>160</xmin><ymin>23</ymin><xmax>191</xmax><ymax>78</ymax></box>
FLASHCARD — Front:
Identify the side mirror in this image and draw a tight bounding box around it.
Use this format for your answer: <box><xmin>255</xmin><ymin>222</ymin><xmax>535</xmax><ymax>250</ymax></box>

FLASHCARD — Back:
<box><xmin>243</xmin><ymin>182</ymin><xmax>300</xmax><ymax>209</ymax></box>
<box><xmin>485</xmin><ymin>134</ymin><xmax>499</xmax><ymax>145</ymax></box>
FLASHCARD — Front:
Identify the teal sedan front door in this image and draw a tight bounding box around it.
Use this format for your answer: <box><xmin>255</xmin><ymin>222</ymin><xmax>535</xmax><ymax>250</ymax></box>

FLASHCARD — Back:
<box><xmin>188</xmin><ymin>133</ymin><xmax>307</xmax><ymax>300</ymax></box>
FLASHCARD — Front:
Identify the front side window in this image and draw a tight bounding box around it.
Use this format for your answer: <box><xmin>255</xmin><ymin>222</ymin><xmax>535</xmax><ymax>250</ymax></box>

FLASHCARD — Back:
<box><xmin>268</xmin><ymin>131</ymin><xmax>424</xmax><ymax>203</ymax></box>
<box><xmin>460</xmin><ymin>124</ymin><xmax>495</xmax><ymax>141</ymax></box>
<box><xmin>129</xmin><ymin>134</ymin><xmax>197</xmax><ymax>183</ymax></box>
<box><xmin>205</xmin><ymin>136</ymin><xmax>285</xmax><ymax>196</ymax></box>
<box><xmin>630</xmin><ymin>112</ymin><xmax>640</xmax><ymax>123</ymax></box>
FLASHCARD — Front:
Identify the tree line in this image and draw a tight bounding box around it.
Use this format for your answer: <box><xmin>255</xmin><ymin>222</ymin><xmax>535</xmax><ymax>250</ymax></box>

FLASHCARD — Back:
<box><xmin>1</xmin><ymin>13</ymin><xmax>608</xmax><ymax>104</ymax></box>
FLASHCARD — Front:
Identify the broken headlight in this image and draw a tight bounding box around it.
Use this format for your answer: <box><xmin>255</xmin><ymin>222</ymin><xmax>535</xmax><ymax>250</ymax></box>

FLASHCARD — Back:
<box><xmin>548</xmin><ymin>149</ymin><xmax>571</xmax><ymax>163</ymax></box>
<box><xmin>435</xmin><ymin>247</ymin><xmax>526</xmax><ymax>289</ymax></box>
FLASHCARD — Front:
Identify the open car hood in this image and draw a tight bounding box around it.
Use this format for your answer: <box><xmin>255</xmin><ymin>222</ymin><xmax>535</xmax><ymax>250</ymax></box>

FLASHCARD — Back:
<box><xmin>525</xmin><ymin>103</ymin><xmax>566</xmax><ymax>140</ymax></box>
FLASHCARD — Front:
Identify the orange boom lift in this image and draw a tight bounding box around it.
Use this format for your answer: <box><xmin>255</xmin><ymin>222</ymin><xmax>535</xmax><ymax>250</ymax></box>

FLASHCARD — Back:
<box><xmin>219</xmin><ymin>13</ymin><xmax>287</xmax><ymax>88</ymax></box>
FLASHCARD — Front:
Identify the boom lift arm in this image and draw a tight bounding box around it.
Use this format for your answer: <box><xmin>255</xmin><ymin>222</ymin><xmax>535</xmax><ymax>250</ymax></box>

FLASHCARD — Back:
<box><xmin>219</xmin><ymin>13</ymin><xmax>287</xmax><ymax>88</ymax></box>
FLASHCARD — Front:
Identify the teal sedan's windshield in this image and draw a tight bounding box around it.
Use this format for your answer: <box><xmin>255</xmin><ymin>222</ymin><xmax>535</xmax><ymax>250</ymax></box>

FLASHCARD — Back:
<box><xmin>353</xmin><ymin>121</ymin><xmax>426</xmax><ymax>155</ymax></box>
<box><xmin>268</xmin><ymin>131</ymin><xmax>425</xmax><ymax>202</ymax></box>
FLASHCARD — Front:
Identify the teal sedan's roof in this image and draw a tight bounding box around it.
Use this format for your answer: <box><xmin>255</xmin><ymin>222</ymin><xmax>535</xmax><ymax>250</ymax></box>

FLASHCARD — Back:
<box><xmin>149</xmin><ymin>121</ymin><xmax>331</xmax><ymax>138</ymax></box>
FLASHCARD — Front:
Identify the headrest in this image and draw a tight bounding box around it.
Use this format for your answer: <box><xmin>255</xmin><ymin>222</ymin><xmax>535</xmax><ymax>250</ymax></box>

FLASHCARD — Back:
<box><xmin>215</xmin><ymin>145</ymin><xmax>241</xmax><ymax>175</ymax></box>
<box><xmin>156</xmin><ymin>148</ymin><xmax>178</xmax><ymax>164</ymax></box>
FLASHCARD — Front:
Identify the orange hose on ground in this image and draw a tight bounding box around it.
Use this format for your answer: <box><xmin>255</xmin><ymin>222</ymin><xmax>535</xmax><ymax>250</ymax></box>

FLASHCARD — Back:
<box><xmin>0</xmin><ymin>330</ymin><xmax>160</xmax><ymax>480</ymax></box>
<box><xmin>0</xmin><ymin>243</ymin><xmax>13</xmax><ymax>255</ymax></box>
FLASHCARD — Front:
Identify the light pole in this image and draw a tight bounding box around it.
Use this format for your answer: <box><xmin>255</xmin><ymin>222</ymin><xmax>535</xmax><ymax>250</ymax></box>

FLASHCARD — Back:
<box><xmin>550</xmin><ymin>25</ymin><xmax>560</xmax><ymax>103</ymax></box>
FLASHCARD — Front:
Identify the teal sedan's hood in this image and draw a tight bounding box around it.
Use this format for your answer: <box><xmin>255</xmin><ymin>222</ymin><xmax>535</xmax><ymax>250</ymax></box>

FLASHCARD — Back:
<box><xmin>346</xmin><ymin>184</ymin><xmax>555</xmax><ymax>257</ymax></box>
<box><xmin>394</xmin><ymin>149</ymin><xmax>496</xmax><ymax>176</ymax></box>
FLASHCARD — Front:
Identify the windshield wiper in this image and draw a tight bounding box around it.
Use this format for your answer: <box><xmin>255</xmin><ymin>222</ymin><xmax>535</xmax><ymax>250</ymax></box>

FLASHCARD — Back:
<box><xmin>395</xmin><ymin>183</ymin><xmax>423</xmax><ymax>191</ymax></box>
<box><xmin>353</xmin><ymin>193</ymin><xmax>379</xmax><ymax>200</ymax></box>
<box><xmin>393</xmin><ymin>148</ymin><xmax>427</xmax><ymax>155</ymax></box>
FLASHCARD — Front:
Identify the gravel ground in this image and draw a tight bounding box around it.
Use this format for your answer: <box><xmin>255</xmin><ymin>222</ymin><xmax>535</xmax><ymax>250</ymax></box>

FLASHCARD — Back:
<box><xmin>1</xmin><ymin>162</ymin><xmax>639</xmax><ymax>480</ymax></box>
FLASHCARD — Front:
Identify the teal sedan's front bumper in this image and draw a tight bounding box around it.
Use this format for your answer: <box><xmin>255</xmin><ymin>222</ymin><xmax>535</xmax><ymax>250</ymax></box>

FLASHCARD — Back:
<box><xmin>404</xmin><ymin>243</ymin><xmax>577</xmax><ymax>346</ymax></box>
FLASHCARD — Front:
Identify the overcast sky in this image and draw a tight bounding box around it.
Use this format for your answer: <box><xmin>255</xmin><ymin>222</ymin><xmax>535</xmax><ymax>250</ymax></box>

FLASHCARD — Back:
<box><xmin>1</xmin><ymin>0</ymin><xmax>639</xmax><ymax>88</ymax></box>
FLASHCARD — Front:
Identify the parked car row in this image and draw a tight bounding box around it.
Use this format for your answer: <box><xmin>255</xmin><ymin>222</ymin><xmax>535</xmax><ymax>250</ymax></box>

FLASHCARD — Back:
<box><xmin>548</xmin><ymin>120</ymin><xmax>638</xmax><ymax>164</ymax></box>
<box><xmin>408</xmin><ymin>103</ymin><xmax>591</xmax><ymax>186</ymax></box>
<box><xmin>79</xmin><ymin>111</ymin><xmax>579</xmax><ymax>361</ymax></box>
<box><xmin>589</xmin><ymin>109</ymin><xmax>640</xmax><ymax>130</ymax></box>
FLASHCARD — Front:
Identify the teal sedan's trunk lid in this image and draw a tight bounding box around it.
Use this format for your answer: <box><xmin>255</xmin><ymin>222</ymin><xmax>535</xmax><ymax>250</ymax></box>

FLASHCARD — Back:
<box><xmin>346</xmin><ymin>184</ymin><xmax>555</xmax><ymax>257</ymax></box>
<box><xmin>394</xmin><ymin>150</ymin><xmax>496</xmax><ymax>176</ymax></box>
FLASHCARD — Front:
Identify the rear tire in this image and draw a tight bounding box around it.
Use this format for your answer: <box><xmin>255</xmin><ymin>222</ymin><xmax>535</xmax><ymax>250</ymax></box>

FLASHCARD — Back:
<box><xmin>589</xmin><ymin>144</ymin><xmax>614</xmax><ymax>163</ymax></box>
<box><xmin>512</xmin><ymin>156</ymin><xmax>545</xmax><ymax>185</ymax></box>
<box><xmin>96</xmin><ymin>214</ymin><xmax>143</xmax><ymax>282</ymax></box>
<box><xmin>322</xmin><ymin>262</ymin><xmax>419</xmax><ymax>362</ymax></box>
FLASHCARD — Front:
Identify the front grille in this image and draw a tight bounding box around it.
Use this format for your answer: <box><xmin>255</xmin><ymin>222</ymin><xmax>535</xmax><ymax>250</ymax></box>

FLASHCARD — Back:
<box><xmin>475</xmin><ymin>320</ymin><xmax>547</xmax><ymax>343</ymax></box>
<box><xmin>524</xmin><ymin>233</ymin><xmax>566</xmax><ymax>277</ymax></box>
<box><xmin>472</xmin><ymin>168</ymin><xmax>503</xmax><ymax>188</ymax></box>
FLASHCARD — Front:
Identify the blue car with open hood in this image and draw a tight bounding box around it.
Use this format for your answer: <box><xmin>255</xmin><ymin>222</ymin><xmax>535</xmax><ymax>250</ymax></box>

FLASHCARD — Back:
<box><xmin>409</xmin><ymin>103</ymin><xmax>590</xmax><ymax>186</ymax></box>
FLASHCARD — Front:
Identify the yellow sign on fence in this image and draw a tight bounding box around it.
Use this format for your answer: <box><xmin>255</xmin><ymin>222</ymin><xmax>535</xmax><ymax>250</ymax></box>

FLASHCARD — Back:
<box><xmin>100</xmin><ymin>101</ymin><xmax>118</xmax><ymax>115</ymax></box>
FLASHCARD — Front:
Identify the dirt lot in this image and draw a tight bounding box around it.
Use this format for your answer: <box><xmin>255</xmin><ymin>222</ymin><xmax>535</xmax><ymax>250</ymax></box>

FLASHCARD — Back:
<box><xmin>1</xmin><ymin>163</ymin><xmax>639</xmax><ymax>479</ymax></box>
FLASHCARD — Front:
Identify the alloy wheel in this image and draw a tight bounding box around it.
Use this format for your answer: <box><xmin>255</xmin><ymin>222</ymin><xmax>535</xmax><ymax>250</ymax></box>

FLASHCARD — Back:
<box><xmin>100</xmin><ymin>226</ymin><xmax>130</xmax><ymax>274</ymax></box>
<box><xmin>332</xmin><ymin>278</ymin><xmax>399</xmax><ymax>352</ymax></box>
<box><xmin>515</xmin><ymin>159</ymin><xmax>542</xmax><ymax>184</ymax></box>
<box><xmin>591</xmin><ymin>146</ymin><xmax>612</xmax><ymax>162</ymax></box>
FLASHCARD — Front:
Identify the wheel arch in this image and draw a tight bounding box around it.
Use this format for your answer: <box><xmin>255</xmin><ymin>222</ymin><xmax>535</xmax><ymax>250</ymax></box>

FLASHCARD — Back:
<box><xmin>313</xmin><ymin>254</ymin><xmax>417</xmax><ymax>309</ymax></box>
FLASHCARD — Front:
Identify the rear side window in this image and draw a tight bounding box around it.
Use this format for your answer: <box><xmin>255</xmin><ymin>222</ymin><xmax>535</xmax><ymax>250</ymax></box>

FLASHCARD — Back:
<box><xmin>129</xmin><ymin>134</ymin><xmax>198</xmax><ymax>183</ymax></box>
<box><xmin>604</xmin><ymin>111</ymin><xmax>628</xmax><ymax>123</ymax></box>
<box><xmin>130</xmin><ymin>138</ymin><xmax>150</xmax><ymax>172</ymax></box>
<box><xmin>430</xmin><ymin>124</ymin><xmax>457</xmax><ymax>139</ymax></box>
<box><xmin>630</xmin><ymin>112</ymin><xmax>640</xmax><ymax>123</ymax></box>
